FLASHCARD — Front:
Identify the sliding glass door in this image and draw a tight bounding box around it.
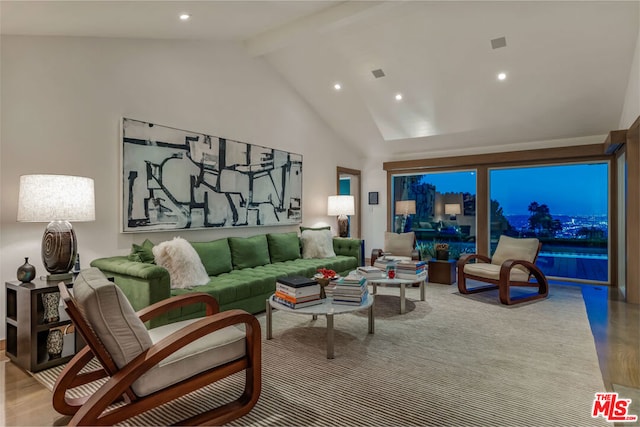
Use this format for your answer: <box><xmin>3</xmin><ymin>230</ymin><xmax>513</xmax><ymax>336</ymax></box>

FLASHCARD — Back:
<box><xmin>489</xmin><ymin>162</ymin><xmax>609</xmax><ymax>282</ymax></box>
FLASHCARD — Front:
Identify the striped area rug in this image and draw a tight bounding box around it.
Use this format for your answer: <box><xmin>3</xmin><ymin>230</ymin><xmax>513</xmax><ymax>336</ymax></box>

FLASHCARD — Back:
<box><xmin>34</xmin><ymin>283</ymin><xmax>608</xmax><ymax>426</ymax></box>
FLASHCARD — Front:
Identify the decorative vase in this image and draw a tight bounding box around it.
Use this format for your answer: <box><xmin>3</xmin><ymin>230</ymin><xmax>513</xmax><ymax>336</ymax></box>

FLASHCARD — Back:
<box><xmin>42</xmin><ymin>292</ymin><xmax>60</xmax><ymax>323</ymax></box>
<box><xmin>317</xmin><ymin>278</ymin><xmax>329</xmax><ymax>299</ymax></box>
<box><xmin>17</xmin><ymin>257</ymin><xmax>36</xmax><ymax>283</ymax></box>
<box><xmin>46</xmin><ymin>328</ymin><xmax>64</xmax><ymax>359</ymax></box>
<box><xmin>436</xmin><ymin>243</ymin><xmax>450</xmax><ymax>261</ymax></box>
<box><xmin>387</xmin><ymin>267</ymin><xmax>396</xmax><ymax>279</ymax></box>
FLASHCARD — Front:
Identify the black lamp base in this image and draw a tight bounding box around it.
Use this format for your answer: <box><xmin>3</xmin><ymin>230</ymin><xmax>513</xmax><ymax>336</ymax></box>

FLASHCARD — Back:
<box><xmin>42</xmin><ymin>220</ymin><xmax>77</xmax><ymax>279</ymax></box>
<box><xmin>337</xmin><ymin>215</ymin><xmax>349</xmax><ymax>238</ymax></box>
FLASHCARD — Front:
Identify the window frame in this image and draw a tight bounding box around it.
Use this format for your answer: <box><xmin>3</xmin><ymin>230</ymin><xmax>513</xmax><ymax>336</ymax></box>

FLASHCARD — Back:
<box><xmin>384</xmin><ymin>144</ymin><xmax>615</xmax><ymax>285</ymax></box>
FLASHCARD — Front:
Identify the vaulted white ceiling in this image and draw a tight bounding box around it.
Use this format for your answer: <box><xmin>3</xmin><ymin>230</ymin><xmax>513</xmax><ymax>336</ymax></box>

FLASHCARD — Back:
<box><xmin>2</xmin><ymin>1</ymin><xmax>638</xmax><ymax>159</ymax></box>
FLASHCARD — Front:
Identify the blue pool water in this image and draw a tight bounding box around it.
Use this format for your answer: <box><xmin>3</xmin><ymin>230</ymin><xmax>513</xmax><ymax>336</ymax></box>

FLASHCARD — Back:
<box><xmin>536</xmin><ymin>253</ymin><xmax>608</xmax><ymax>282</ymax></box>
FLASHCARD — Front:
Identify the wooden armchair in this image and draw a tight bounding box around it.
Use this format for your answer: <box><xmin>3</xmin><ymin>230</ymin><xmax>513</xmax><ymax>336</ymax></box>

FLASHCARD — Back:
<box><xmin>371</xmin><ymin>231</ymin><xmax>420</xmax><ymax>266</ymax></box>
<box><xmin>53</xmin><ymin>267</ymin><xmax>261</xmax><ymax>426</ymax></box>
<box><xmin>457</xmin><ymin>235</ymin><xmax>549</xmax><ymax>305</ymax></box>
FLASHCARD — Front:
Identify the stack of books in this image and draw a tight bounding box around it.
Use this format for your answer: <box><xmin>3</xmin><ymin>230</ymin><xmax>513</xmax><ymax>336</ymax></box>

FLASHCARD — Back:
<box><xmin>274</xmin><ymin>276</ymin><xmax>322</xmax><ymax>309</ymax></box>
<box><xmin>357</xmin><ymin>266</ymin><xmax>385</xmax><ymax>279</ymax></box>
<box><xmin>395</xmin><ymin>260</ymin><xmax>428</xmax><ymax>280</ymax></box>
<box><xmin>331</xmin><ymin>273</ymin><xmax>368</xmax><ymax>306</ymax></box>
<box><xmin>373</xmin><ymin>257</ymin><xmax>397</xmax><ymax>272</ymax></box>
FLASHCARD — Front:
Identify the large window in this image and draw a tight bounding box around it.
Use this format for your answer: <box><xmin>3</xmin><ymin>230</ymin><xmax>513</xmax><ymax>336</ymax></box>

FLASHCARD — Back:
<box><xmin>385</xmin><ymin>144</ymin><xmax>614</xmax><ymax>285</ymax></box>
<box><xmin>392</xmin><ymin>171</ymin><xmax>477</xmax><ymax>259</ymax></box>
<box><xmin>489</xmin><ymin>163</ymin><xmax>609</xmax><ymax>282</ymax></box>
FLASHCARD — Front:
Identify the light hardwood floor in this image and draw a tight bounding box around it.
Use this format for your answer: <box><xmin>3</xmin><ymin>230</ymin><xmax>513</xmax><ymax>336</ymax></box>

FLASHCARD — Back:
<box><xmin>1</xmin><ymin>284</ymin><xmax>638</xmax><ymax>426</ymax></box>
<box><xmin>583</xmin><ymin>285</ymin><xmax>640</xmax><ymax>390</ymax></box>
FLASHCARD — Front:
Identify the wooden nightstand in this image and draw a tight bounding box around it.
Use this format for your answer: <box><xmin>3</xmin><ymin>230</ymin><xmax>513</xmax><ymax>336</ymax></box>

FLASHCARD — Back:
<box><xmin>428</xmin><ymin>260</ymin><xmax>457</xmax><ymax>285</ymax></box>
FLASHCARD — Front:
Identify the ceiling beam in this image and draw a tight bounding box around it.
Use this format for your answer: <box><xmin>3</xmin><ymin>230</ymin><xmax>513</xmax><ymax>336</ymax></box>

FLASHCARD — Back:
<box><xmin>243</xmin><ymin>1</ymin><xmax>394</xmax><ymax>57</ymax></box>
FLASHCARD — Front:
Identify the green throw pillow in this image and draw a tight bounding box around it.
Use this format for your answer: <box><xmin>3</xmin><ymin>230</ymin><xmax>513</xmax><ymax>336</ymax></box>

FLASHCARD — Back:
<box><xmin>191</xmin><ymin>239</ymin><xmax>233</xmax><ymax>276</ymax></box>
<box><xmin>128</xmin><ymin>239</ymin><xmax>155</xmax><ymax>263</ymax></box>
<box><xmin>228</xmin><ymin>235</ymin><xmax>271</xmax><ymax>270</ymax></box>
<box><xmin>267</xmin><ymin>232</ymin><xmax>301</xmax><ymax>263</ymax></box>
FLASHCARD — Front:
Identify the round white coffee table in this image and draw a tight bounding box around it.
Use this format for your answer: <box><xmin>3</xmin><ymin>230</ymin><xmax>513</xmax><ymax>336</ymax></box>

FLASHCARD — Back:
<box><xmin>266</xmin><ymin>294</ymin><xmax>374</xmax><ymax>359</ymax></box>
<box><xmin>367</xmin><ymin>277</ymin><xmax>426</xmax><ymax>314</ymax></box>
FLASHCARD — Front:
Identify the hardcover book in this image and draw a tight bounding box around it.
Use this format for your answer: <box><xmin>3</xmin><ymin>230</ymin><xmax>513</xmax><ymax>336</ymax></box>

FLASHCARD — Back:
<box><xmin>396</xmin><ymin>271</ymin><xmax>428</xmax><ymax>280</ymax></box>
<box><xmin>357</xmin><ymin>266</ymin><xmax>385</xmax><ymax>278</ymax></box>
<box><xmin>333</xmin><ymin>291</ymin><xmax>369</xmax><ymax>306</ymax></box>
<box><xmin>274</xmin><ymin>291</ymin><xmax>320</xmax><ymax>304</ymax></box>
<box><xmin>273</xmin><ymin>295</ymin><xmax>322</xmax><ymax>309</ymax></box>
<box><xmin>276</xmin><ymin>282</ymin><xmax>320</xmax><ymax>297</ymax></box>
<box><xmin>277</xmin><ymin>275</ymin><xmax>318</xmax><ymax>288</ymax></box>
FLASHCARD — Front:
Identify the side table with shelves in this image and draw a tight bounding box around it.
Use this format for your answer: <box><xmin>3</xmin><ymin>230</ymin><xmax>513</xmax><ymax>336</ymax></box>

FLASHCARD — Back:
<box><xmin>5</xmin><ymin>277</ymin><xmax>81</xmax><ymax>372</ymax></box>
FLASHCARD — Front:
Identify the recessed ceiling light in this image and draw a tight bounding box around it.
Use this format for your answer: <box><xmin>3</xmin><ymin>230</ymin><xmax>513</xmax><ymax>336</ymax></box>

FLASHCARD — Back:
<box><xmin>395</xmin><ymin>93</ymin><xmax>403</xmax><ymax>101</ymax></box>
<box><xmin>179</xmin><ymin>13</ymin><xmax>191</xmax><ymax>21</ymax></box>
<box><xmin>334</xmin><ymin>83</ymin><xmax>342</xmax><ymax>90</ymax></box>
<box><xmin>497</xmin><ymin>72</ymin><xmax>507</xmax><ymax>81</ymax></box>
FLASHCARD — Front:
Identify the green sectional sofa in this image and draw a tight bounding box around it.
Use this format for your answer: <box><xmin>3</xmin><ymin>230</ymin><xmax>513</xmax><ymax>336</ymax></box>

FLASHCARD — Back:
<box><xmin>90</xmin><ymin>232</ymin><xmax>362</xmax><ymax>328</ymax></box>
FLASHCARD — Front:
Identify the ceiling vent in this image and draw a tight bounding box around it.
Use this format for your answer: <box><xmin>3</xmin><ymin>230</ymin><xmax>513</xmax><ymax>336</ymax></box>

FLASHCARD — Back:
<box><xmin>371</xmin><ymin>69</ymin><xmax>386</xmax><ymax>78</ymax></box>
<box><xmin>491</xmin><ymin>36</ymin><xmax>507</xmax><ymax>49</ymax></box>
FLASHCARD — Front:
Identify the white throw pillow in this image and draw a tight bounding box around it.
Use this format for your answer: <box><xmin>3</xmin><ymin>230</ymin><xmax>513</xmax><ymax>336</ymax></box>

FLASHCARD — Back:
<box><xmin>152</xmin><ymin>237</ymin><xmax>210</xmax><ymax>289</ymax></box>
<box><xmin>301</xmin><ymin>229</ymin><xmax>336</xmax><ymax>259</ymax></box>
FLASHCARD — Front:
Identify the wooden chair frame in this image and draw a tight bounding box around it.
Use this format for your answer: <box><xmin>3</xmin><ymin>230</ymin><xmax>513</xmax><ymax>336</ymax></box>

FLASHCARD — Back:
<box><xmin>457</xmin><ymin>242</ymin><xmax>549</xmax><ymax>305</ymax></box>
<box><xmin>53</xmin><ymin>284</ymin><xmax>261</xmax><ymax>426</ymax></box>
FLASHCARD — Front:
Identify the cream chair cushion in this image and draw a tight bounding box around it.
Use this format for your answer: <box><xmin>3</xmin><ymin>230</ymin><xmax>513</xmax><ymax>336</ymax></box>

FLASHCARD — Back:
<box><xmin>73</xmin><ymin>268</ymin><xmax>152</xmax><ymax>369</ymax></box>
<box><xmin>384</xmin><ymin>231</ymin><xmax>415</xmax><ymax>258</ymax></box>
<box><xmin>135</xmin><ymin>319</ymin><xmax>246</xmax><ymax>397</ymax></box>
<box><xmin>491</xmin><ymin>235</ymin><xmax>539</xmax><ymax>273</ymax></box>
<box><xmin>72</xmin><ymin>268</ymin><xmax>246</xmax><ymax>397</ymax></box>
<box><xmin>464</xmin><ymin>263</ymin><xmax>531</xmax><ymax>282</ymax></box>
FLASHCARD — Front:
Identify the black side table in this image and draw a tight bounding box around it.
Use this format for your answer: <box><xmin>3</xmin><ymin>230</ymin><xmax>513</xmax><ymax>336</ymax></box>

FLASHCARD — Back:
<box><xmin>428</xmin><ymin>260</ymin><xmax>457</xmax><ymax>285</ymax></box>
<box><xmin>5</xmin><ymin>277</ymin><xmax>82</xmax><ymax>372</ymax></box>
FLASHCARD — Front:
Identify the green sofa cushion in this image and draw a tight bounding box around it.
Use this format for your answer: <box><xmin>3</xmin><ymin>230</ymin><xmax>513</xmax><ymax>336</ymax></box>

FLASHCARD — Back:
<box><xmin>228</xmin><ymin>235</ymin><xmax>270</xmax><ymax>270</ymax></box>
<box><xmin>267</xmin><ymin>232</ymin><xmax>301</xmax><ymax>263</ymax></box>
<box><xmin>127</xmin><ymin>239</ymin><xmax>155</xmax><ymax>263</ymax></box>
<box><xmin>191</xmin><ymin>239</ymin><xmax>233</xmax><ymax>276</ymax></box>
<box><xmin>167</xmin><ymin>254</ymin><xmax>359</xmax><ymax>322</ymax></box>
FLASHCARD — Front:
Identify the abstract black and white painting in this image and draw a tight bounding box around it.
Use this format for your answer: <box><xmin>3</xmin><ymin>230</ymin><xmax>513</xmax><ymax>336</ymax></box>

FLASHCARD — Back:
<box><xmin>121</xmin><ymin>118</ymin><xmax>302</xmax><ymax>232</ymax></box>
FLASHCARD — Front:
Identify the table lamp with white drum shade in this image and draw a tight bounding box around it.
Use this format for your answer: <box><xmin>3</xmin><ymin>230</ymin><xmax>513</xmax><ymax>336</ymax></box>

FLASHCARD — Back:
<box><xmin>17</xmin><ymin>174</ymin><xmax>95</xmax><ymax>280</ymax></box>
<box><xmin>395</xmin><ymin>200</ymin><xmax>416</xmax><ymax>233</ymax></box>
<box><xmin>327</xmin><ymin>195</ymin><xmax>355</xmax><ymax>238</ymax></box>
<box><xmin>445</xmin><ymin>203</ymin><xmax>461</xmax><ymax>220</ymax></box>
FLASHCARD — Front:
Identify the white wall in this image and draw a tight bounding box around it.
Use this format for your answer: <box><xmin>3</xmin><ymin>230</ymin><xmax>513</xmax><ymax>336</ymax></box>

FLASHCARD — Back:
<box><xmin>361</xmin><ymin>157</ymin><xmax>388</xmax><ymax>255</ymax></box>
<box><xmin>0</xmin><ymin>35</ymin><xmax>362</xmax><ymax>340</ymax></box>
<box><xmin>619</xmin><ymin>27</ymin><xmax>640</xmax><ymax>129</ymax></box>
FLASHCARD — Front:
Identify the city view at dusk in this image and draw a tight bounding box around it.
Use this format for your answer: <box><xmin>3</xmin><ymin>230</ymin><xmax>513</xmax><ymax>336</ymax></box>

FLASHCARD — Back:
<box><xmin>412</xmin><ymin>163</ymin><xmax>609</xmax><ymax>240</ymax></box>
